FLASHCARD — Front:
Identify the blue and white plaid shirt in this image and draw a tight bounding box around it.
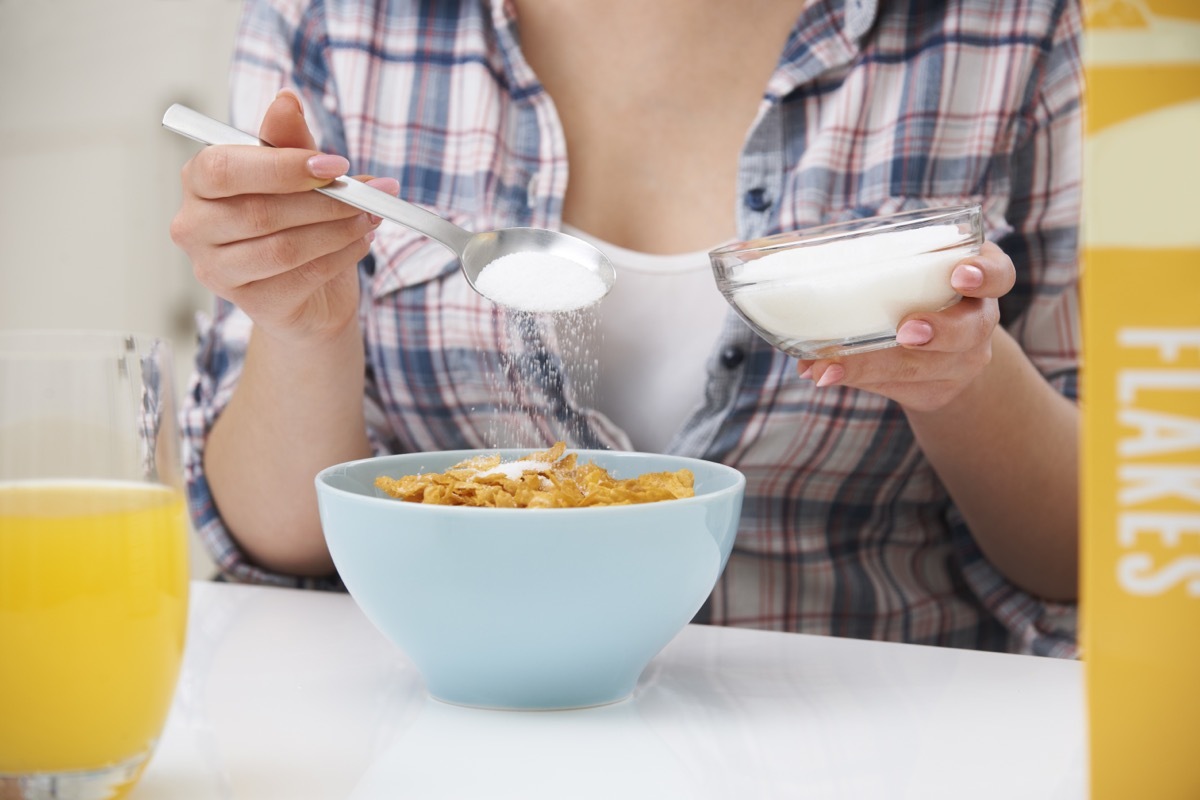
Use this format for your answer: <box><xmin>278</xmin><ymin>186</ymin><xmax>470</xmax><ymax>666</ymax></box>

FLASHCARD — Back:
<box><xmin>184</xmin><ymin>0</ymin><xmax>1083</xmax><ymax>656</ymax></box>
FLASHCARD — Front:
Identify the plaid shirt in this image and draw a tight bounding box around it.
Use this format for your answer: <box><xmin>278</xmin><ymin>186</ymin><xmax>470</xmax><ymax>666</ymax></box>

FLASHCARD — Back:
<box><xmin>184</xmin><ymin>0</ymin><xmax>1083</xmax><ymax>656</ymax></box>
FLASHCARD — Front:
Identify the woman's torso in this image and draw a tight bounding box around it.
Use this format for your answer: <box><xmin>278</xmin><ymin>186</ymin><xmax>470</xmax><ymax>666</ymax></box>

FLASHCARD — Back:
<box><xmin>222</xmin><ymin>0</ymin><xmax>1083</xmax><ymax>653</ymax></box>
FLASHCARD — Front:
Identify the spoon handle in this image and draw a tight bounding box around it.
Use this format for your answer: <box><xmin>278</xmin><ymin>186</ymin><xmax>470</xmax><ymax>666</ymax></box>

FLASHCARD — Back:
<box><xmin>161</xmin><ymin>103</ymin><xmax>472</xmax><ymax>255</ymax></box>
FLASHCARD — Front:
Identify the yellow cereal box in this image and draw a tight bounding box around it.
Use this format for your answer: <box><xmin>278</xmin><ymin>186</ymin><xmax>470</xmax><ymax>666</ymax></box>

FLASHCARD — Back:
<box><xmin>1080</xmin><ymin>3</ymin><xmax>1200</xmax><ymax>798</ymax></box>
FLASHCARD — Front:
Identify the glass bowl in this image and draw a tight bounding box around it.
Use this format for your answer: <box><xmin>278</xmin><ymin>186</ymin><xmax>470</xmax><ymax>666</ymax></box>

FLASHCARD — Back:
<box><xmin>710</xmin><ymin>204</ymin><xmax>983</xmax><ymax>359</ymax></box>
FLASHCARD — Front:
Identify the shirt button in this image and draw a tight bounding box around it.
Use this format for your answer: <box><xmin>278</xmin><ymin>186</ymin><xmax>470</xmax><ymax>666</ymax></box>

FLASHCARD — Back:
<box><xmin>743</xmin><ymin>187</ymin><xmax>771</xmax><ymax>212</ymax></box>
<box><xmin>720</xmin><ymin>346</ymin><xmax>746</xmax><ymax>369</ymax></box>
<box><xmin>526</xmin><ymin>174</ymin><xmax>540</xmax><ymax>206</ymax></box>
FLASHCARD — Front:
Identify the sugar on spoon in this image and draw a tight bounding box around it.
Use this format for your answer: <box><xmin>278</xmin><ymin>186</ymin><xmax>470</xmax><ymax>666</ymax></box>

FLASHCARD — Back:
<box><xmin>162</xmin><ymin>104</ymin><xmax>615</xmax><ymax>313</ymax></box>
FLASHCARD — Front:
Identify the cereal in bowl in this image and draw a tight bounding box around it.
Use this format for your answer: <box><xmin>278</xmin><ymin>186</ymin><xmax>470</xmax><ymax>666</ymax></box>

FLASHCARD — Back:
<box><xmin>374</xmin><ymin>442</ymin><xmax>694</xmax><ymax>508</ymax></box>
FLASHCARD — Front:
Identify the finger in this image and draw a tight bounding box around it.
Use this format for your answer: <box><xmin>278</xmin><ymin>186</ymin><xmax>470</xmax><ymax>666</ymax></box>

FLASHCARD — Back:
<box><xmin>172</xmin><ymin>189</ymin><xmax>354</xmax><ymax>259</ymax></box>
<box><xmin>181</xmin><ymin>191</ymin><xmax>360</xmax><ymax>248</ymax></box>
<box><xmin>260</xmin><ymin>89</ymin><xmax>317</xmax><ymax>150</ymax></box>
<box><xmin>814</xmin><ymin>361</ymin><xmax>846</xmax><ymax>388</ymax></box>
<box><xmin>229</xmin><ymin>236</ymin><xmax>374</xmax><ymax>322</ymax></box>
<box><xmin>184</xmin><ymin>175</ymin><xmax>397</xmax><ymax>244</ymax></box>
<box><xmin>950</xmin><ymin>240</ymin><xmax>1015</xmax><ymax>299</ymax></box>
<box><xmin>807</xmin><ymin>349</ymin><xmax>977</xmax><ymax>392</ymax></box>
<box><xmin>183</xmin><ymin>144</ymin><xmax>349</xmax><ymax>200</ymax></box>
<box><xmin>182</xmin><ymin>91</ymin><xmax>348</xmax><ymax>200</ymax></box>
<box><xmin>202</xmin><ymin>212</ymin><xmax>379</xmax><ymax>290</ymax></box>
<box><xmin>175</xmin><ymin>175</ymin><xmax>398</xmax><ymax>262</ymax></box>
<box><xmin>895</xmin><ymin>296</ymin><xmax>999</xmax><ymax>355</ymax></box>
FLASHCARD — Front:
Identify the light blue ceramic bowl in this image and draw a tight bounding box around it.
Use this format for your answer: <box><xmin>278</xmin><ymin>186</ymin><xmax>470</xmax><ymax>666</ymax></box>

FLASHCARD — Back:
<box><xmin>315</xmin><ymin>449</ymin><xmax>745</xmax><ymax>710</ymax></box>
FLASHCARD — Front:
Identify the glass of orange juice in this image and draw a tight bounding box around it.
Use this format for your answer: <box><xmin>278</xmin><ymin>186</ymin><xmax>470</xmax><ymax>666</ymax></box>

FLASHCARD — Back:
<box><xmin>0</xmin><ymin>331</ymin><xmax>190</xmax><ymax>800</ymax></box>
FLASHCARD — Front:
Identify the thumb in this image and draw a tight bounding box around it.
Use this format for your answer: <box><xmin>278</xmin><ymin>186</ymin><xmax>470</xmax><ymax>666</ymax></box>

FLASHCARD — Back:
<box><xmin>259</xmin><ymin>88</ymin><xmax>318</xmax><ymax>150</ymax></box>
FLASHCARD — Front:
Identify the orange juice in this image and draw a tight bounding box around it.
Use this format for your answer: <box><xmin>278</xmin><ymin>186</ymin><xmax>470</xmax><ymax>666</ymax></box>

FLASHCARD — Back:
<box><xmin>0</xmin><ymin>481</ymin><xmax>189</xmax><ymax>779</ymax></box>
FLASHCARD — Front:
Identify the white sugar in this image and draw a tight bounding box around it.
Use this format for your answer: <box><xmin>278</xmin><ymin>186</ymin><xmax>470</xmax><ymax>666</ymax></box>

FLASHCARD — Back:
<box><xmin>739</xmin><ymin>224</ymin><xmax>964</xmax><ymax>283</ymax></box>
<box><xmin>474</xmin><ymin>252</ymin><xmax>608</xmax><ymax>313</ymax></box>
<box><xmin>730</xmin><ymin>224</ymin><xmax>972</xmax><ymax>342</ymax></box>
<box><xmin>474</xmin><ymin>459</ymin><xmax>551</xmax><ymax>480</ymax></box>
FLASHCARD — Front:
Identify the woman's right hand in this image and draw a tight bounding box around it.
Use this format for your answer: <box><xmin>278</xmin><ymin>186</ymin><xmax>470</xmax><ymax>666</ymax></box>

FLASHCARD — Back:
<box><xmin>170</xmin><ymin>90</ymin><xmax>397</xmax><ymax>345</ymax></box>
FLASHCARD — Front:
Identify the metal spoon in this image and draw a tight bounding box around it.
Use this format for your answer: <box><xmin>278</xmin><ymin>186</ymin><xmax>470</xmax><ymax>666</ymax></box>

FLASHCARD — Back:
<box><xmin>162</xmin><ymin>104</ymin><xmax>615</xmax><ymax>309</ymax></box>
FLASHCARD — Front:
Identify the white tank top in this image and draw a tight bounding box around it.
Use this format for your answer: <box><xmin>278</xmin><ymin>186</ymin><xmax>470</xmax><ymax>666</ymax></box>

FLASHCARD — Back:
<box><xmin>564</xmin><ymin>225</ymin><xmax>731</xmax><ymax>453</ymax></box>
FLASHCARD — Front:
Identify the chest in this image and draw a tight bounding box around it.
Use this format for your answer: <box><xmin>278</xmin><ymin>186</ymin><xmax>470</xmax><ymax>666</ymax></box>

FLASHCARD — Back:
<box><xmin>339</xmin><ymin>0</ymin><xmax>1042</xmax><ymax>444</ymax></box>
<box><xmin>511</xmin><ymin>0</ymin><xmax>807</xmax><ymax>251</ymax></box>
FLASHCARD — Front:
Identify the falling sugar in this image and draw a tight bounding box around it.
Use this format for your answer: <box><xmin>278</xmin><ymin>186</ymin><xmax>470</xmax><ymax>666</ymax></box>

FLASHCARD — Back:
<box><xmin>474</xmin><ymin>252</ymin><xmax>608</xmax><ymax>313</ymax></box>
<box><xmin>482</xmin><ymin>305</ymin><xmax>603</xmax><ymax>451</ymax></box>
<box><xmin>469</xmin><ymin>251</ymin><xmax>606</xmax><ymax>449</ymax></box>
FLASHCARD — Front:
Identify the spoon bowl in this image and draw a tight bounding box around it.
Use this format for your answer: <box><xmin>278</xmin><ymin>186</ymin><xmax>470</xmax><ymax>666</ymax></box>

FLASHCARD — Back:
<box><xmin>459</xmin><ymin>227</ymin><xmax>614</xmax><ymax>297</ymax></box>
<box><xmin>162</xmin><ymin>104</ymin><xmax>615</xmax><ymax>310</ymax></box>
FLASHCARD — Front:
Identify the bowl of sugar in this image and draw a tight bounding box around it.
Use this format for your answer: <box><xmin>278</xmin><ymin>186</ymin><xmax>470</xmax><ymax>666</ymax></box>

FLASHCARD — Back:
<box><xmin>709</xmin><ymin>204</ymin><xmax>983</xmax><ymax>359</ymax></box>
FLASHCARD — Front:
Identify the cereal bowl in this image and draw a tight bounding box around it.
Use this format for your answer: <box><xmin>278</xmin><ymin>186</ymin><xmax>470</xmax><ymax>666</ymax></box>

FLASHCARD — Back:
<box><xmin>315</xmin><ymin>449</ymin><xmax>745</xmax><ymax>710</ymax></box>
<box><xmin>710</xmin><ymin>204</ymin><xmax>983</xmax><ymax>359</ymax></box>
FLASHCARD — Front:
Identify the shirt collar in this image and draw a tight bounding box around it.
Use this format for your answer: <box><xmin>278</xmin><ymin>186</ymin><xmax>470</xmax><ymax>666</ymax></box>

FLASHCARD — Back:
<box><xmin>846</xmin><ymin>0</ymin><xmax>880</xmax><ymax>41</ymax></box>
<box><xmin>768</xmin><ymin>0</ymin><xmax>880</xmax><ymax>100</ymax></box>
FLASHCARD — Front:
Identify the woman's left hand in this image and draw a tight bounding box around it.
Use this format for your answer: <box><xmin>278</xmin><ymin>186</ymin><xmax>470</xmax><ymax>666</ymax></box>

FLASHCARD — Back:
<box><xmin>797</xmin><ymin>240</ymin><xmax>1016</xmax><ymax>412</ymax></box>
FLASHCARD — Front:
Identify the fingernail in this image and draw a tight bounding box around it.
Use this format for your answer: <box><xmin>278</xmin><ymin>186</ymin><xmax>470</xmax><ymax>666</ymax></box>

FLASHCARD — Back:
<box><xmin>798</xmin><ymin>365</ymin><xmax>813</xmax><ymax>380</ymax></box>
<box><xmin>275</xmin><ymin>88</ymin><xmax>304</xmax><ymax>115</ymax></box>
<box><xmin>951</xmin><ymin>264</ymin><xmax>984</xmax><ymax>292</ymax></box>
<box><xmin>365</xmin><ymin>177</ymin><xmax>400</xmax><ymax>195</ymax></box>
<box><xmin>368</xmin><ymin>214</ymin><xmax>382</xmax><ymax>226</ymax></box>
<box><xmin>307</xmin><ymin>154</ymin><xmax>350</xmax><ymax>179</ymax></box>
<box><xmin>896</xmin><ymin>320</ymin><xmax>934</xmax><ymax>347</ymax></box>
<box><xmin>365</xmin><ymin>231</ymin><xmax>376</xmax><ymax>244</ymax></box>
<box><xmin>815</xmin><ymin>364</ymin><xmax>844</xmax><ymax>388</ymax></box>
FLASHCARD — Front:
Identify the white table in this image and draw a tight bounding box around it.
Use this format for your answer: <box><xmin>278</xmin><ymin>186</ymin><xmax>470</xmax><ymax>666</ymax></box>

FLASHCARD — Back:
<box><xmin>131</xmin><ymin>581</ymin><xmax>1086</xmax><ymax>799</ymax></box>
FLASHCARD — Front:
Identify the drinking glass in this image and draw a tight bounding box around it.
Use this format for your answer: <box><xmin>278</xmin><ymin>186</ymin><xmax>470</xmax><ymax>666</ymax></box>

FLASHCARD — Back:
<box><xmin>0</xmin><ymin>331</ymin><xmax>190</xmax><ymax>800</ymax></box>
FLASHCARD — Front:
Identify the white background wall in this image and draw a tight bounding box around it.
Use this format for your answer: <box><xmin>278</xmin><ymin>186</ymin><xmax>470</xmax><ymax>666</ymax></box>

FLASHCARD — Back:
<box><xmin>0</xmin><ymin>0</ymin><xmax>248</xmax><ymax>577</ymax></box>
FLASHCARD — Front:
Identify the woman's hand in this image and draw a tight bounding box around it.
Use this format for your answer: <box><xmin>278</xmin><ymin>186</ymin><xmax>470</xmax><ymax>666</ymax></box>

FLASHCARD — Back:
<box><xmin>170</xmin><ymin>90</ymin><xmax>397</xmax><ymax>345</ymax></box>
<box><xmin>172</xmin><ymin>90</ymin><xmax>386</xmax><ymax>576</ymax></box>
<box><xmin>796</xmin><ymin>241</ymin><xmax>1017</xmax><ymax>412</ymax></box>
<box><xmin>798</xmin><ymin>239</ymin><xmax>1078</xmax><ymax>599</ymax></box>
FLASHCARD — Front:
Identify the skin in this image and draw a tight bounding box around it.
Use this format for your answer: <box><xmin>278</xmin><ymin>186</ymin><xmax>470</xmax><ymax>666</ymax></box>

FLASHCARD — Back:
<box><xmin>171</xmin><ymin>0</ymin><xmax>1078</xmax><ymax>600</ymax></box>
<box><xmin>172</xmin><ymin>91</ymin><xmax>376</xmax><ymax>575</ymax></box>
<box><xmin>796</xmin><ymin>246</ymin><xmax>1079</xmax><ymax>601</ymax></box>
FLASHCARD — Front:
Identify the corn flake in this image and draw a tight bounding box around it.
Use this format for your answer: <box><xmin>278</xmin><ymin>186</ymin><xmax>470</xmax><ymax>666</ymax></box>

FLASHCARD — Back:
<box><xmin>374</xmin><ymin>443</ymin><xmax>694</xmax><ymax>508</ymax></box>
